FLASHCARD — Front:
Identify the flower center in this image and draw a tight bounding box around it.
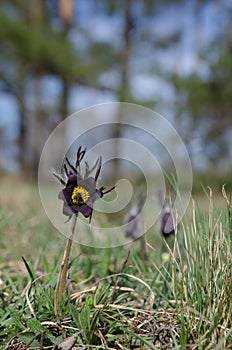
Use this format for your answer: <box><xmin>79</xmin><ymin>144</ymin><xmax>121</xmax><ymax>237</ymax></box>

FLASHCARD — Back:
<box><xmin>71</xmin><ymin>186</ymin><xmax>90</xmax><ymax>205</ymax></box>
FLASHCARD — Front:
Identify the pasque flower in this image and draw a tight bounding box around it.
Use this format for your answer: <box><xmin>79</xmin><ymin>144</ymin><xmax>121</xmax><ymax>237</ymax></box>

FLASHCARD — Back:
<box><xmin>125</xmin><ymin>204</ymin><xmax>143</xmax><ymax>240</ymax></box>
<box><xmin>54</xmin><ymin>146</ymin><xmax>115</xmax><ymax>221</ymax></box>
<box><xmin>124</xmin><ymin>191</ymin><xmax>146</xmax><ymax>240</ymax></box>
<box><xmin>59</xmin><ymin>173</ymin><xmax>104</xmax><ymax>220</ymax></box>
<box><xmin>161</xmin><ymin>204</ymin><xmax>175</xmax><ymax>237</ymax></box>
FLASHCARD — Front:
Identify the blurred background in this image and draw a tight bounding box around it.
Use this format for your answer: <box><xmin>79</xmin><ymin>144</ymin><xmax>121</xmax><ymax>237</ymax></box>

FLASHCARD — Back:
<box><xmin>0</xmin><ymin>0</ymin><xmax>231</xmax><ymax>189</ymax></box>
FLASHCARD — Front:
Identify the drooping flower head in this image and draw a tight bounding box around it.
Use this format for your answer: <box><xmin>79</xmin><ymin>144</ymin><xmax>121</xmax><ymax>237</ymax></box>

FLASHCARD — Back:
<box><xmin>157</xmin><ymin>191</ymin><xmax>175</xmax><ymax>238</ymax></box>
<box><xmin>124</xmin><ymin>190</ymin><xmax>145</xmax><ymax>240</ymax></box>
<box><xmin>125</xmin><ymin>204</ymin><xmax>143</xmax><ymax>240</ymax></box>
<box><xmin>161</xmin><ymin>203</ymin><xmax>175</xmax><ymax>238</ymax></box>
<box><xmin>54</xmin><ymin>146</ymin><xmax>115</xmax><ymax>221</ymax></box>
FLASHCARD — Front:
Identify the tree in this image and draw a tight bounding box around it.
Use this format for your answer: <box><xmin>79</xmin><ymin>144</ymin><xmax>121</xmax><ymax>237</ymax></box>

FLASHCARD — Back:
<box><xmin>0</xmin><ymin>0</ymin><xmax>112</xmax><ymax>174</ymax></box>
<box><xmin>0</xmin><ymin>1</ymin><xmax>81</xmax><ymax>172</ymax></box>
<box><xmin>172</xmin><ymin>26</ymin><xmax>232</xmax><ymax>167</ymax></box>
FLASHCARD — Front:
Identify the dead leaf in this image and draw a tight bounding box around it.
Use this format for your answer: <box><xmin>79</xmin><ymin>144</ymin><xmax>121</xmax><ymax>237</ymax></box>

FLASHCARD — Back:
<box><xmin>54</xmin><ymin>334</ymin><xmax>77</xmax><ymax>350</ymax></box>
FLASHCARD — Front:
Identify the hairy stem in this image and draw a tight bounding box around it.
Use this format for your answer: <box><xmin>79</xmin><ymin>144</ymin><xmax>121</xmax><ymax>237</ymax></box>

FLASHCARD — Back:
<box><xmin>54</xmin><ymin>214</ymin><xmax>77</xmax><ymax>322</ymax></box>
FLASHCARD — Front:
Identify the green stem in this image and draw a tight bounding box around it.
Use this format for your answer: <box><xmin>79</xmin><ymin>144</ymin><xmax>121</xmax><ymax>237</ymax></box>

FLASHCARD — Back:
<box><xmin>54</xmin><ymin>214</ymin><xmax>77</xmax><ymax>322</ymax></box>
<box><xmin>139</xmin><ymin>233</ymin><xmax>148</xmax><ymax>260</ymax></box>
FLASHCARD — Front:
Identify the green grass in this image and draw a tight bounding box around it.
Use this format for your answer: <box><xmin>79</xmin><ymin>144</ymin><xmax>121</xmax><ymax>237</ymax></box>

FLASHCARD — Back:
<box><xmin>0</xmin><ymin>177</ymin><xmax>231</xmax><ymax>349</ymax></box>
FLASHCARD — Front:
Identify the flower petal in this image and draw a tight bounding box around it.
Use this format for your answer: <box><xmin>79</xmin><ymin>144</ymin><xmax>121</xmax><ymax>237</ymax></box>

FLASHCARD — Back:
<box><xmin>79</xmin><ymin>204</ymin><xmax>93</xmax><ymax>218</ymax></box>
<box><xmin>66</xmin><ymin>174</ymin><xmax>78</xmax><ymax>186</ymax></box>
<box><xmin>78</xmin><ymin>177</ymin><xmax>96</xmax><ymax>193</ymax></box>
<box><xmin>63</xmin><ymin>203</ymin><xmax>74</xmax><ymax>217</ymax></box>
<box><xmin>61</xmin><ymin>186</ymin><xmax>74</xmax><ymax>204</ymax></box>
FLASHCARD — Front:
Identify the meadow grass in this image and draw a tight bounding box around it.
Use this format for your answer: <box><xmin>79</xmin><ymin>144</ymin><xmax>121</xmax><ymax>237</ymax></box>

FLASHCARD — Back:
<box><xmin>0</xmin><ymin>177</ymin><xmax>231</xmax><ymax>349</ymax></box>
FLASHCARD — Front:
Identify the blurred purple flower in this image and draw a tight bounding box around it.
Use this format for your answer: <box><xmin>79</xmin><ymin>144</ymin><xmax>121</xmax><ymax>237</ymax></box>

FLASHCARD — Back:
<box><xmin>125</xmin><ymin>204</ymin><xmax>143</xmax><ymax>240</ymax></box>
<box><xmin>161</xmin><ymin>205</ymin><xmax>175</xmax><ymax>238</ymax></box>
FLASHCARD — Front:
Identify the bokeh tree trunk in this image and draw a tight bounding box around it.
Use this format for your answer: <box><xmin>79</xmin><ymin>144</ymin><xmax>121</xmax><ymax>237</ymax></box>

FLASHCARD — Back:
<box><xmin>112</xmin><ymin>0</ymin><xmax>133</xmax><ymax>181</ymax></box>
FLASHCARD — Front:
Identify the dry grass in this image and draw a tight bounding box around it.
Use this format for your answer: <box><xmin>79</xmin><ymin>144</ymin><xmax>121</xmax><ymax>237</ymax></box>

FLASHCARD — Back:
<box><xmin>0</xmin><ymin>176</ymin><xmax>231</xmax><ymax>349</ymax></box>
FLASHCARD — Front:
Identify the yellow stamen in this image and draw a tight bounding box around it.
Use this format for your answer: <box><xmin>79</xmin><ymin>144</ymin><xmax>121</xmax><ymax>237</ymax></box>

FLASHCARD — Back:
<box><xmin>71</xmin><ymin>186</ymin><xmax>90</xmax><ymax>205</ymax></box>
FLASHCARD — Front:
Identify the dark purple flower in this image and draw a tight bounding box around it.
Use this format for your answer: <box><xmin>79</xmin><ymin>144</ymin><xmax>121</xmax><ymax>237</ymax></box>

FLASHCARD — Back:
<box><xmin>125</xmin><ymin>204</ymin><xmax>143</xmax><ymax>240</ymax></box>
<box><xmin>161</xmin><ymin>206</ymin><xmax>175</xmax><ymax>238</ymax></box>
<box><xmin>125</xmin><ymin>215</ymin><xmax>141</xmax><ymax>240</ymax></box>
<box><xmin>56</xmin><ymin>147</ymin><xmax>115</xmax><ymax>221</ymax></box>
<box><xmin>58</xmin><ymin>174</ymin><xmax>99</xmax><ymax>220</ymax></box>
